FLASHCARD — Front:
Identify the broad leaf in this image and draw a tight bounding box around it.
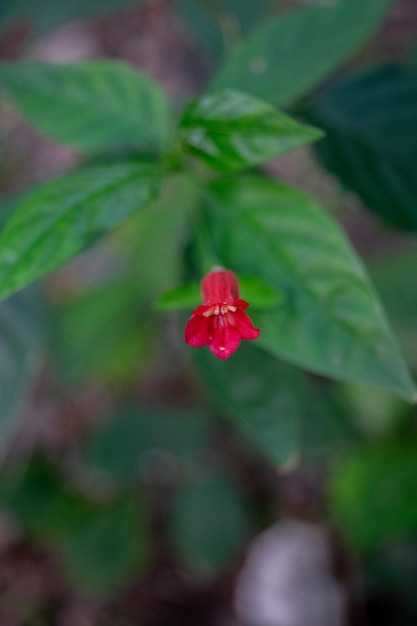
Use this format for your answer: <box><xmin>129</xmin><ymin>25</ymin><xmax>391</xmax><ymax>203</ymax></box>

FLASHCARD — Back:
<box><xmin>180</xmin><ymin>89</ymin><xmax>322</xmax><ymax>171</ymax></box>
<box><xmin>210</xmin><ymin>0</ymin><xmax>392</xmax><ymax>106</ymax></box>
<box><xmin>330</xmin><ymin>442</ymin><xmax>417</xmax><ymax>548</ymax></box>
<box><xmin>0</xmin><ymin>289</ymin><xmax>44</xmax><ymax>450</ymax></box>
<box><xmin>170</xmin><ymin>470</ymin><xmax>249</xmax><ymax>575</ymax></box>
<box><xmin>0</xmin><ymin>161</ymin><xmax>161</xmax><ymax>301</ymax></box>
<box><xmin>310</xmin><ymin>65</ymin><xmax>417</xmax><ymax>231</ymax></box>
<box><xmin>0</xmin><ymin>61</ymin><xmax>172</xmax><ymax>151</ymax></box>
<box><xmin>202</xmin><ymin>176</ymin><xmax>415</xmax><ymax>400</ymax></box>
<box><xmin>194</xmin><ymin>341</ymin><xmax>355</xmax><ymax>466</ymax></box>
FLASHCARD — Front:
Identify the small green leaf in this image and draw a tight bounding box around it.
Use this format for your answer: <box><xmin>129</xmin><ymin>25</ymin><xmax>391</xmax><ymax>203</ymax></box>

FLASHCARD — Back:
<box><xmin>0</xmin><ymin>162</ymin><xmax>161</xmax><ymax>301</ymax></box>
<box><xmin>194</xmin><ymin>341</ymin><xmax>355</xmax><ymax>466</ymax></box>
<box><xmin>203</xmin><ymin>176</ymin><xmax>416</xmax><ymax>400</ymax></box>
<box><xmin>310</xmin><ymin>65</ymin><xmax>417</xmax><ymax>231</ymax></box>
<box><xmin>330</xmin><ymin>442</ymin><xmax>417</xmax><ymax>548</ymax></box>
<box><xmin>155</xmin><ymin>283</ymin><xmax>201</xmax><ymax>311</ymax></box>
<box><xmin>180</xmin><ymin>89</ymin><xmax>322</xmax><ymax>171</ymax></box>
<box><xmin>170</xmin><ymin>470</ymin><xmax>249</xmax><ymax>575</ymax></box>
<box><xmin>155</xmin><ymin>275</ymin><xmax>281</xmax><ymax>311</ymax></box>
<box><xmin>0</xmin><ymin>61</ymin><xmax>172</xmax><ymax>151</ymax></box>
<box><xmin>210</xmin><ymin>0</ymin><xmax>392</xmax><ymax>106</ymax></box>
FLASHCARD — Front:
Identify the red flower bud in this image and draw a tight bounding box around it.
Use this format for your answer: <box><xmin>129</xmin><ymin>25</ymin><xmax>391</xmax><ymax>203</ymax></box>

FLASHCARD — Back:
<box><xmin>185</xmin><ymin>268</ymin><xmax>260</xmax><ymax>359</ymax></box>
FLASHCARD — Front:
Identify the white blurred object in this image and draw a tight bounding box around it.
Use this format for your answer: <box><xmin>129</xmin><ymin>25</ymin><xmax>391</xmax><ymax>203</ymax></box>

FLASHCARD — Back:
<box><xmin>234</xmin><ymin>520</ymin><xmax>346</xmax><ymax>626</ymax></box>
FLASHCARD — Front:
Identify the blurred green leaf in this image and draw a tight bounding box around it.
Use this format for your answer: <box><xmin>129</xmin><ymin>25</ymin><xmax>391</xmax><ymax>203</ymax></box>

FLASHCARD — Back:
<box><xmin>155</xmin><ymin>283</ymin><xmax>201</xmax><ymax>311</ymax></box>
<box><xmin>126</xmin><ymin>173</ymin><xmax>197</xmax><ymax>301</ymax></box>
<box><xmin>0</xmin><ymin>162</ymin><xmax>161</xmax><ymax>302</ymax></box>
<box><xmin>202</xmin><ymin>176</ymin><xmax>415</xmax><ymax>399</ymax></box>
<box><xmin>210</xmin><ymin>0</ymin><xmax>392</xmax><ymax>106</ymax></box>
<box><xmin>0</xmin><ymin>61</ymin><xmax>172</xmax><ymax>151</ymax></box>
<box><xmin>0</xmin><ymin>458</ymin><xmax>148</xmax><ymax>595</ymax></box>
<box><xmin>0</xmin><ymin>289</ymin><xmax>44</xmax><ymax>451</ymax></box>
<box><xmin>0</xmin><ymin>0</ymin><xmax>146</xmax><ymax>33</ymax></box>
<box><xmin>368</xmin><ymin>247</ymin><xmax>417</xmax><ymax>371</ymax></box>
<box><xmin>310</xmin><ymin>65</ymin><xmax>417</xmax><ymax>231</ymax></box>
<box><xmin>180</xmin><ymin>89</ymin><xmax>322</xmax><ymax>172</ymax></box>
<box><xmin>52</xmin><ymin>281</ymin><xmax>151</xmax><ymax>385</ymax></box>
<box><xmin>170</xmin><ymin>470</ymin><xmax>249</xmax><ymax>575</ymax></box>
<box><xmin>194</xmin><ymin>341</ymin><xmax>355</xmax><ymax>465</ymax></box>
<box><xmin>82</xmin><ymin>407</ymin><xmax>213</xmax><ymax>482</ymax></box>
<box><xmin>176</xmin><ymin>0</ymin><xmax>271</xmax><ymax>60</ymax></box>
<box><xmin>330</xmin><ymin>442</ymin><xmax>417</xmax><ymax>548</ymax></box>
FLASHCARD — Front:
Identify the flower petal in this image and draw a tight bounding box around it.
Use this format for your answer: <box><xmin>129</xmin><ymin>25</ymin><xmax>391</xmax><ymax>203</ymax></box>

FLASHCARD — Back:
<box><xmin>234</xmin><ymin>308</ymin><xmax>260</xmax><ymax>340</ymax></box>
<box><xmin>209</xmin><ymin>322</ymin><xmax>241</xmax><ymax>359</ymax></box>
<box><xmin>185</xmin><ymin>314</ymin><xmax>212</xmax><ymax>347</ymax></box>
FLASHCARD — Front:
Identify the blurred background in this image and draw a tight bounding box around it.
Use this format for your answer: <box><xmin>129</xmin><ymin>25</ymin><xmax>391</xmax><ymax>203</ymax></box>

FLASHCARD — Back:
<box><xmin>0</xmin><ymin>1</ymin><xmax>417</xmax><ymax>625</ymax></box>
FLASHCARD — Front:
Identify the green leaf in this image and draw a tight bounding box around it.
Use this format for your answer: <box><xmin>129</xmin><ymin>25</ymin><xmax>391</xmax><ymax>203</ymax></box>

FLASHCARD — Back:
<box><xmin>368</xmin><ymin>247</ymin><xmax>417</xmax><ymax>371</ymax></box>
<box><xmin>0</xmin><ymin>459</ymin><xmax>148</xmax><ymax>595</ymax></box>
<box><xmin>210</xmin><ymin>0</ymin><xmax>392</xmax><ymax>106</ymax></box>
<box><xmin>202</xmin><ymin>176</ymin><xmax>415</xmax><ymax>400</ymax></box>
<box><xmin>330</xmin><ymin>442</ymin><xmax>417</xmax><ymax>548</ymax></box>
<box><xmin>52</xmin><ymin>281</ymin><xmax>152</xmax><ymax>386</ymax></box>
<box><xmin>180</xmin><ymin>89</ymin><xmax>322</xmax><ymax>171</ymax></box>
<box><xmin>170</xmin><ymin>470</ymin><xmax>249</xmax><ymax>575</ymax></box>
<box><xmin>155</xmin><ymin>283</ymin><xmax>201</xmax><ymax>311</ymax></box>
<box><xmin>82</xmin><ymin>407</ymin><xmax>213</xmax><ymax>482</ymax></box>
<box><xmin>176</xmin><ymin>0</ymin><xmax>270</xmax><ymax>60</ymax></box>
<box><xmin>0</xmin><ymin>61</ymin><xmax>172</xmax><ymax>151</ymax></box>
<box><xmin>194</xmin><ymin>341</ymin><xmax>356</xmax><ymax>466</ymax></box>
<box><xmin>155</xmin><ymin>275</ymin><xmax>281</xmax><ymax>311</ymax></box>
<box><xmin>0</xmin><ymin>161</ymin><xmax>161</xmax><ymax>301</ymax></box>
<box><xmin>0</xmin><ymin>289</ymin><xmax>44</xmax><ymax>450</ymax></box>
<box><xmin>309</xmin><ymin>65</ymin><xmax>417</xmax><ymax>231</ymax></box>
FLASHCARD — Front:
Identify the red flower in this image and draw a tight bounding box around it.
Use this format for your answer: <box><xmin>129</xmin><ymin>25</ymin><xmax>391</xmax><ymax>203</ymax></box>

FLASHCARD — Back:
<box><xmin>185</xmin><ymin>268</ymin><xmax>260</xmax><ymax>359</ymax></box>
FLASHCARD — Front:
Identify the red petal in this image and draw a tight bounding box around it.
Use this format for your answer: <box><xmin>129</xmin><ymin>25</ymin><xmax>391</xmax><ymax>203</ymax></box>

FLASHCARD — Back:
<box><xmin>233</xmin><ymin>309</ymin><xmax>260</xmax><ymax>340</ymax></box>
<box><xmin>202</xmin><ymin>270</ymin><xmax>239</xmax><ymax>304</ymax></box>
<box><xmin>209</xmin><ymin>322</ymin><xmax>241</xmax><ymax>359</ymax></box>
<box><xmin>184</xmin><ymin>314</ymin><xmax>212</xmax><ymax>347</ymax></box>
<box><xmin>233</xmin><ymin>299</ymin><xmax>249</xmax><ymax>310</ymax></box>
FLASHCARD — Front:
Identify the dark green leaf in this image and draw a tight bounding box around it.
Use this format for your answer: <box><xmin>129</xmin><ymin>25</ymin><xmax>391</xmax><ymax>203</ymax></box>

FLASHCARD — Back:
<box><xmin>0</xmin><ymin>162</ymin><xmax>161</xmax><ymax>301</ymax></box>
<box><xmin>180</xmin><ymin>89</ymin><xmax>322</xmax><ymax>171</ymax></box>
<box><xmin>194</xmin><ymin>341</ymin><xmax>355</xmax><ymax>466</ymax></box>
<box><xmin>0</xmin><ymin>61</ymin><xmax>172</xmax><ymax>151</ymax></box>
<box><xmin>368</xmin><ymin>247</ymin><xmax>417</xmax><ymax>371</ymax></box>
<box><xmin>310</xmin><ymin>65</ymin><xmax>417</xmax><ymax>231</ymax></box>
<box><xmin>0</xmin><ymin>459</ymin><xmax>148</xmax><ymax>595</ymax></box>
<box><xmin>0</xmin><ymin>289</ymin><xmax>44</xmax><ymax>450</ymax></box>
<box><xmin>210</xmin><ymin>0</ymin><xmax>392</xmax><ymax>106</ymax></box>
<box><xmin>330</xmin><ymin>442</ymin><xmax>417</xmax><ymax>548</ymax></box>
<box><xmin>82</xmin><ymin>407</ymin><xmax>213</xmax><ymax>482</ymax></box>
<box><xmin>170</xmin><ymin>470</ymin><xmax>249</xmax><ymax>575</ymax></box>
<box><xmin>176</xmin><ymin>0</ymin><xmax>270</xmax><ymax>60</ymax></box>
<box><xmin>203</xmin><ymin>176</ymin><xmax>415</xmax><ymax>399</ymax></box>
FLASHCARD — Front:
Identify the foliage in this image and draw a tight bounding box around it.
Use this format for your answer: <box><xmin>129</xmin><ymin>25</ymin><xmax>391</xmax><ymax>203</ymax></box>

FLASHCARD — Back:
<box><xmin>0</xmin><ymin>0</ymin><xmax>416</xmax><ymax>617</ymax></box>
